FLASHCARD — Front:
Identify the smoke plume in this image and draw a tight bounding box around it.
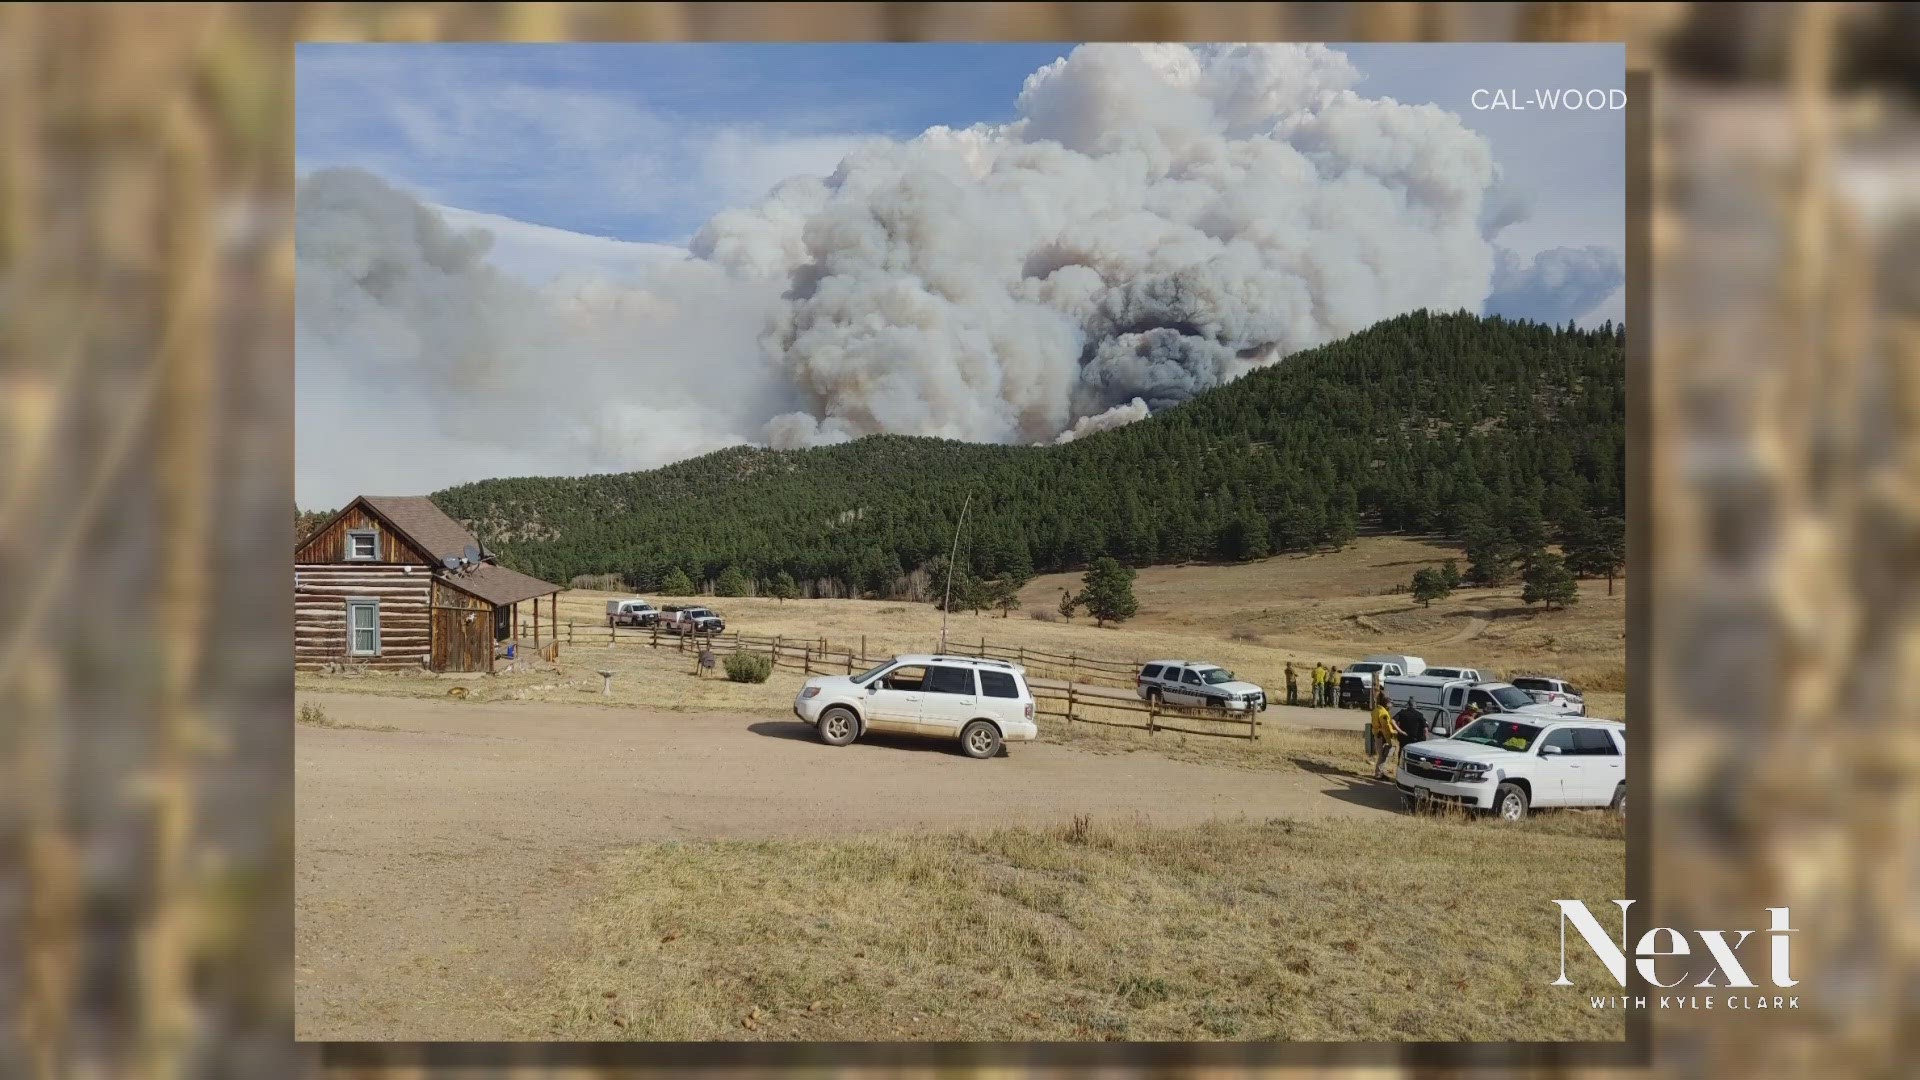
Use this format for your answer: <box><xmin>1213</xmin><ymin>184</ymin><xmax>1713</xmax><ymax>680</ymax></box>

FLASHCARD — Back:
<box><xmin>298</xmin><ymin>44</ymin><xmax>1582</xmax><ymax>499</ymax></box>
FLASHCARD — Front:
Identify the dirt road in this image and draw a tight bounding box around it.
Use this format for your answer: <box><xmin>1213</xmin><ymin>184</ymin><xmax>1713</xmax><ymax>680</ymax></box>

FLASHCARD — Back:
<box><xmin>295</xmin><ymin>691</ymin><xmax>1394</xmax><ymax>1040</ymax></box>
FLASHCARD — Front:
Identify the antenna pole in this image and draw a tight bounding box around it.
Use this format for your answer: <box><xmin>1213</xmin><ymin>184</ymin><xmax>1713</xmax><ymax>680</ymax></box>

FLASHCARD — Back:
<box><xmin>940</xmin><ymin>491</ymin><xmax>971</xmax><ymax>654</ymax></box>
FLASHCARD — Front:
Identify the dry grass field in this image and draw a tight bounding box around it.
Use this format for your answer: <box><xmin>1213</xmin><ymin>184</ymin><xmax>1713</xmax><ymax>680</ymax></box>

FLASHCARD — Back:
<box><xmin>535</xmin><ymin>815</ymin><xmax>1626</xmax><ymax>1042</ymax></box>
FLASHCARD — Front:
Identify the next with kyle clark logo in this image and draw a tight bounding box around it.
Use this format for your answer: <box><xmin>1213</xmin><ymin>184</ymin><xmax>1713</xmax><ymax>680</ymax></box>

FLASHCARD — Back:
<box><xmin>1553</xmin><ymin>901</ymin><xmax>1802</xmax><ymax>1011</ymax></box>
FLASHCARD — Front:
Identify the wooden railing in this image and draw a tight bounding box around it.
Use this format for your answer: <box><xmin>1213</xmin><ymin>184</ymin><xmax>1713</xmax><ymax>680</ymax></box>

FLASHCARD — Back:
<box><xmin>549</xmin><ymin>620</ymin><xmax>1263</xmax><ymax>742</ymax></box>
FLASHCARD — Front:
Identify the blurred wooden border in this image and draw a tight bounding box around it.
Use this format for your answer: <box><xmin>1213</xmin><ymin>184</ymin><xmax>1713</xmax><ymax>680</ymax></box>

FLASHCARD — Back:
<box><xmin>4</xmin><ymin>3</ymin><xmax>1914</xmax><ymax>1078</ymax></box>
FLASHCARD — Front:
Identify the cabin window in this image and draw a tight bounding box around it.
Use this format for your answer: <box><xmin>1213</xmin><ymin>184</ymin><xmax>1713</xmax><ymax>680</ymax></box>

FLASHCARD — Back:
<box><xmin>346</xmin><ymin>529</ymin><xmax>379</xmax><ymax>561</ymax></box>
<box><xmin>347</xmin><ymin>599</ymin><xmax>380</xmax><ymax>656</ymax></box>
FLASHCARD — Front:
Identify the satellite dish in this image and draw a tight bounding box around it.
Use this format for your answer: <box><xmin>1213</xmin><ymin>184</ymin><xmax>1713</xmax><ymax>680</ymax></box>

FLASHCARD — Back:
<box><xmin>441</xmin><ymin>555</ymin><xmax>461</xmax><ymax>570</ymax></box>
<box><xmin>463</xmin><ymin>543</ymin><xmax>481</xmax><ymax>565</ymax></box>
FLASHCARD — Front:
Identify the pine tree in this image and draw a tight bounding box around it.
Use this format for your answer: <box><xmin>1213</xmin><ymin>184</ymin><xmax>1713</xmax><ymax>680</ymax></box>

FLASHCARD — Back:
<box><xmin>1564</xmin><ymin>513</ymin><xmax>1625</xmax><ymax>595</ymax></box>
<box><xmin>660</xmin><ymin>567</ymin><xmax>695</xmax><ymax>596</ymax></box>
<box><xmin>1440</xmin><ymin>559</ymin><xmax>1462</xmax><ymax>590</ymax></box>
<box><xmin>1079</xmin><ymin>557</ymin><xmax>1139</xmax><ymax>627</ymax></box>
<box><xmin>1057</xmin><ymin>588</ymin><xmax>1078</xmax><ymax>622</ymax></box>
<box><xmin>769</xmin><ymin>570</ymin><xmax>799</xmax><ymax>603</ymax></box>
<box><xmin>991</xmin><ymin>578</ymin><xmax>1023</xmax><ymax>618</ymax></box>
<box><xmin>714</xmin><ymin>565</ymin><xmax>750</xmax><ymax>597</ymax></box>
<box><xmin>1522</xmin><ymin>553</ymin><xmax>1580</xmax><ymax>610</ymax></box>
<box><xmin>1411</xmin><ymin>566</ymin><xmax>1450</xmax><ymax>607</ymax></box>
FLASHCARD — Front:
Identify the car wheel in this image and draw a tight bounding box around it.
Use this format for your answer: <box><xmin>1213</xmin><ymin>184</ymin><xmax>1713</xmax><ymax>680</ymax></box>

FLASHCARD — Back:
<box><xmin>817</xmin><ymin>707</ymin><xmax>858</xmax><ymax>747</ymax></box>
<box><xmin>959</xmin><ymin>720</ymin><xmax>1002</xmax><ymax>760</ymax></box>
<box><xmin>1610</xmin><ymin>782</ymin><xmax>1626</xmax><ymax>816</ymax></box>
<box><xmin>1494</xmin><ymin>782</ymin><xmax>1529</xmax><ymax>822</ymax></box>
<box><xmin>1400</xmin><ymin>790</ymin><xmax>1421</xmax><ymax>813</ymax></box>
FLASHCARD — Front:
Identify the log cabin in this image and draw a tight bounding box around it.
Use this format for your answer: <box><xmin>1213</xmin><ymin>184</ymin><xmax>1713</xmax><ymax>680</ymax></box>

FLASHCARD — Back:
<box><xmin>294</xmin><ymin>495</ymin><xmax>563</xmax><ymax>673</ymax></box>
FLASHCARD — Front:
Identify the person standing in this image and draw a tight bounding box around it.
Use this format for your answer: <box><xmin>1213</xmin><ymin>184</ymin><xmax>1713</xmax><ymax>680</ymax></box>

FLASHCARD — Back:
<box><xmin>1327</xmin><ymin>664</ymin><xmax>1342</xmax><ymax>707</ymax></box>
<box><xmin>1285</xmin><ymin>662</ymin><xmax>1299</xmax><ymax>707</ymax></box>
<box><xmin>1394</xmin><ymin>701</ymin><xmax>1428</xmax><ymax>751</ymax></box>
<box><xmin>1370</xmin><ymin>696</ymin><xmax>1398</xmax><ymax>778</ymax></box>
<box><xmin>1310</xmin><ymin>661</ymin><xmax>1326</xmax><ymax>708</ymax></box>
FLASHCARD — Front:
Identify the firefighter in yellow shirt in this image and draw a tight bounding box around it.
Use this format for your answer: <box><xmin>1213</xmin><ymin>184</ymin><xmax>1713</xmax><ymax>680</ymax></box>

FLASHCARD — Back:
<box><xmin>1370</xmin><ymin>697</ymin><xmax>1399</xmax><ymax>779</ymax></box>
<box><xmin>1310</xmin><ymin>662</ymin><xmax>1327</xmax><ymax>709</ymax></box>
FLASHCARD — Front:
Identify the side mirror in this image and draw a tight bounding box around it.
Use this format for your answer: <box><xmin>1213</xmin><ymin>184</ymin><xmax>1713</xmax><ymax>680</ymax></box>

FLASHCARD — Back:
<box><xmin>1541</xmin><ymin>744</ymin><xmax>1563</xmax><ymax>756</ymax></box>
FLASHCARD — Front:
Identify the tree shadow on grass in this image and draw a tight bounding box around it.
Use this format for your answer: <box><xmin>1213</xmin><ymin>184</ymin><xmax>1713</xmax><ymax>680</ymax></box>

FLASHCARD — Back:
<box><xmin>1287</xmin><ymin>755</ymin><xmax>1407</xmax><ymax>813</ymax></box>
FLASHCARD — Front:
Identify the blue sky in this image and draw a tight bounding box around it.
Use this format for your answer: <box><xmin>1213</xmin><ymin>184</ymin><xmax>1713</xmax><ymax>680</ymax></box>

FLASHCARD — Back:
<box><xmin>296</xmin><ymin>42</ymin><xmax>1624</xmax><ymax>295</ymax></box>
<box><xmin>298</xmin><ymin>43</ymin><xmax>1075</xmax><ymax>245</ymax></box>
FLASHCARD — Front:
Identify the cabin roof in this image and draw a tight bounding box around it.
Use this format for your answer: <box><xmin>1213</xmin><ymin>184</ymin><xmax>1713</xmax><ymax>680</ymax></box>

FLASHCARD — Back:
<box><xmin>439</xmin><ymin>562</ymin><xmax>563</xmax><ymax>607</ymax></box>
<box><xmin>359</xmin><ymin>495</ymin><xmax>489</xmax><ymax>564</ymax></box>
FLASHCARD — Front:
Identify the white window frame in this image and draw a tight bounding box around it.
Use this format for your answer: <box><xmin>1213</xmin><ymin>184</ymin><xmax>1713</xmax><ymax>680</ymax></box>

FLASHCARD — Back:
<box><xmin>346</xmin><ymin>597</ymin><xmax>380</xmax><ymax>656</ymax></box>
<box><xmin>346</xmin><ymin>529</ymin><xmax>379</xmax><ymax>561</ymax></box>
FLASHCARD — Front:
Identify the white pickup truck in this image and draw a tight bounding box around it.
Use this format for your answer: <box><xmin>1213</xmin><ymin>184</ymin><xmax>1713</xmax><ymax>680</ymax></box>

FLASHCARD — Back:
<box><xmin>659</xmin><ymin>605</ymin><xmax>726</xmax><ymax>635</ymax></box>
<box><xmin>1395</xmin><ymin>715</ymin><xmax>1627</xmax><ymax>821</ymax></box>
<box><xmin>605</xmin><ymin>598</ymin><xmax>659</xmax><ymax>627</ymax></box>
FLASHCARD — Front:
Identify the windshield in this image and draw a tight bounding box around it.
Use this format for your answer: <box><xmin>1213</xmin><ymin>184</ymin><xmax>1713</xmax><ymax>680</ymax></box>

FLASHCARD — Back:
<box><xmin>1489</xmin><ymin>686</ymin><xmax>1535</xmax><ymax>710</ymax></box>
<box><xmin>686</xmin><ymin>608</ymin><xmax>712</xmax><ymax>618</ymax></box>
<box><xmin>854</xmin><ymin>661</ymin><xmax>894</xmax><ymax>685</ymax></box>
<box><xmin>1200</xmin><ymin>668</ymin><xmax>1236</xmax><ymax>685</ymax></box>
<box><xmin>1453</xmin><ymin>718</ymin><xmax>1543</xmax><ymax>752</ymax></box>
<box><xmin>1349</xmin><ymin>663</ymin><xmax>1381</xmax><ymax>673</ymax></box>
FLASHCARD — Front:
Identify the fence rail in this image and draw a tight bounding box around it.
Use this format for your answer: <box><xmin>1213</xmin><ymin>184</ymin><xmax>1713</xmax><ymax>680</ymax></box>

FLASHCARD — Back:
<box><xmin>550</xmin><ymin>618</ymin><xmax>1262</xmax><ymax>743</ymax></box>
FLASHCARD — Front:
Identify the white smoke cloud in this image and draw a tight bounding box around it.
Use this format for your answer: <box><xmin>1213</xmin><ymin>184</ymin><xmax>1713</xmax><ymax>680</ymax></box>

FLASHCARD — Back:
<box><xmin>1484</xmin><ymin>244</ymin><xmax>1625</xmax><ymax>326</ymax></box>
<box><xmin>1052</xmin><ymin>398</ymin><xmax>1149</xmax><ymax>444</ymax></box>
<box><xmin>299</xmin><ymin>44</ymin><xmax>1579</xmax><ymax>502</ymax></box>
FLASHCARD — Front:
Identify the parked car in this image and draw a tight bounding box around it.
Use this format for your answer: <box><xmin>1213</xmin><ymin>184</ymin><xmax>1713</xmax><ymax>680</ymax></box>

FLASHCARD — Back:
<box><xmin>605</xmin><ymin>598</ymin><xmax>659</xmax><ymax>627</ymax></box>
<box><xmin>1395</xmin><ymin>715</ymin><xmax>1626</xmax><ymax>820</ymax></box>
<box><xmin>1420</xmin><ymin>666</ymin><xmax>1483</xmax><ymax>683</ymax></box>
<box><xmin>659</xmin><ymin>605</ymin><xmax>725</xmax><ymax>634</ymax></box>
<box><xmin>794</xmin><ymin>654</ymin><xmax>1037</xmax><ymax>759</ymax></box>
<box><xmin>1137</xmin><ymin>661</ymin><xmax>1268</xmax><ymax>712</ymax></box>
<box><xmin>1510</xmin><ymin>676</ymin><xmax>1586</xmax><ymax>716</ymax></box>
<box><xmin>1383</xmin><ymin>676</ymin><xmax>1565</xmax><ymax>739</ymax></box>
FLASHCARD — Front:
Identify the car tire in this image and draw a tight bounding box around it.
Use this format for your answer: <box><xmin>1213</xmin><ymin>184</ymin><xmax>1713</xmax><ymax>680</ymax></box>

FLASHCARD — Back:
<box><xmin>1494</xmin><ymin>782</ymin><xmax>1529</xmax><ymax>822</ymax></box>
<box><xmin>817</xmin><ymin>707</ymin><xmax>859</xmax><ymax>747</ymax></box>
<box><xmin>1609</xmin><ymin>782</ymin><xmax>1625</xmax><ymax>816</ymax></box>
<box><xmin>959</xmin><ymin>720</ymin><xmax>1002</xmax><ymax>760</ymax></box>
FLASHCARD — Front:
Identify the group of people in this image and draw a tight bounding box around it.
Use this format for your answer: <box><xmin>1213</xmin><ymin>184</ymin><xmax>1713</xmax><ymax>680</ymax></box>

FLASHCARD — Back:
<box><xmin>1369</xmin><ymin>693</ymin><xmax>1485</xmax><ymax>779</ymax></box>
<box><xmin>1283</xmin><ymin>661</ymin><xmax>1344</xmax><ymax>707</ymax></box>
<box><xmin>1284</xmin><ymin>660</ymin><xmax>1490</xmax><ymax>780</ymax></box>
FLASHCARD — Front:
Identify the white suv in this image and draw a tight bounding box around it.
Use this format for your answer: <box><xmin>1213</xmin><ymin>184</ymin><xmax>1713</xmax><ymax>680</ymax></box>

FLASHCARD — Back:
<box><xmin>794</xmin><ymin>654</ymin><xmax>1038</xmax><ymax>759</ymax></box>
<box><xmin>1136</xmin><ymin>661</ymin><xmax>1267</xmax><ymax>712</ymax></box>
<box><xmin>1395</xmin><ymin>715</ymin><xmax>1626</xmax><ymax>821</ymax></box>
<box><xmin>1510</xmin><ymin>676</ymin><xmax>1586</xmax><ymax>716</ymax></box>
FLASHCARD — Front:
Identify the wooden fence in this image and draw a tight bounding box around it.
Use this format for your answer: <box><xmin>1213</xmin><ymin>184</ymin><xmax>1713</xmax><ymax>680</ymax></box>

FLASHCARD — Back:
<box><xmin>544</xmin><ymin>619</ymin><xmax>1262</xmax><ymax>741</ymax></box>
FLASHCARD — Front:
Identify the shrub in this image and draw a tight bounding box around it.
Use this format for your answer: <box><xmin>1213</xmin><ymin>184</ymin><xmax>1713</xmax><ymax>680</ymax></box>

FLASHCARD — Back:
<box><xmin>569</xmin><ymin>573</ymin><xmax>624</xmax><ymax>591</ymax></box>
<box><xmin>724</xmin><ymin>652</ymin><xmax>773</xmax><ymax>683</ymax></box>
<box><xmin>296</xmin><ymin>702</ymin><xmax>332</xmax><ymax>727</ymax></box>
<box><xmin>1228</xmin><ymin>626</ymin><xmax>1263</xmax><ymax>643</ymax></box>
<box><xmin>1029</xmin><ymin>609</ymin><xmax>1057</xmax><ymax>622</ymax></box>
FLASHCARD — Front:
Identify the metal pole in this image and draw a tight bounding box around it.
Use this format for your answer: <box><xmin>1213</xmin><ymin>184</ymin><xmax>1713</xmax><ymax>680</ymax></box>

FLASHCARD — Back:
<box><xmin>940</xmin><ymin>491</ymin><xmax>972</xmax><ymax>654</ymax></box>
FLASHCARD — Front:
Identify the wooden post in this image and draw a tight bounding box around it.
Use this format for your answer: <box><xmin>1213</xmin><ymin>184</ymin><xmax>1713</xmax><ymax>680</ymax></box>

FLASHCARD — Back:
<box><xmin>1070</xmin><ymin>652</ymin><xmax>1078</xmax><ymax>681</ymax></box>
<box><xmin>1066</xmin><ymin>684</ymin><xmax>1076</xmax><ymax>731</ymax></box>
<box><xmin>861</xmin><ymin>635</ymin><xmax>867</xmax><ymax>664</ymax></box>
<box><xmin>650</xmin><ymin>624</ymin><xmax>658</xmax><ymax>649</ymax></box>
<box><xmin>846</xmin><ymin>651</ymin><xmax>853</xmax><ymax>674</ymax></box>
<box><xmin>1018</xmin><ymin>645</ymin><xmax>1025</xmax><ymax>666</ymax></box>
<box><xmin>804</xmin><ymin>644</ymin><xmax>812</xmax><ymax>675</ymax></box>
<box><xmin>1148</xmin><ymin>695</ymin><xmax>1157</xmax><ymax>736</ymax></box>
<box><xmin>568</xmin><ymin>620</ymin><xmax>574</xmax><ymax>646</ymax></box>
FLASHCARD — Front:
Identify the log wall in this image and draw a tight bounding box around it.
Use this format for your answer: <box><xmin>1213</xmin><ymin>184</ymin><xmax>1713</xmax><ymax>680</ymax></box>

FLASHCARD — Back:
<box><xmin>294</xmin><ymin>563</ymin><xmax>432</xmax><ymax>670</ymax></box>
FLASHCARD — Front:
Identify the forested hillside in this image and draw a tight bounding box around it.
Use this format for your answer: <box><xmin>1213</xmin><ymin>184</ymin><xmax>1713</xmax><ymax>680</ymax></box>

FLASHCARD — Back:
<box><xmin>430</xmin><ymin>311</ymin><xmax>1625</xmax><ymax>596</ymax></box>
